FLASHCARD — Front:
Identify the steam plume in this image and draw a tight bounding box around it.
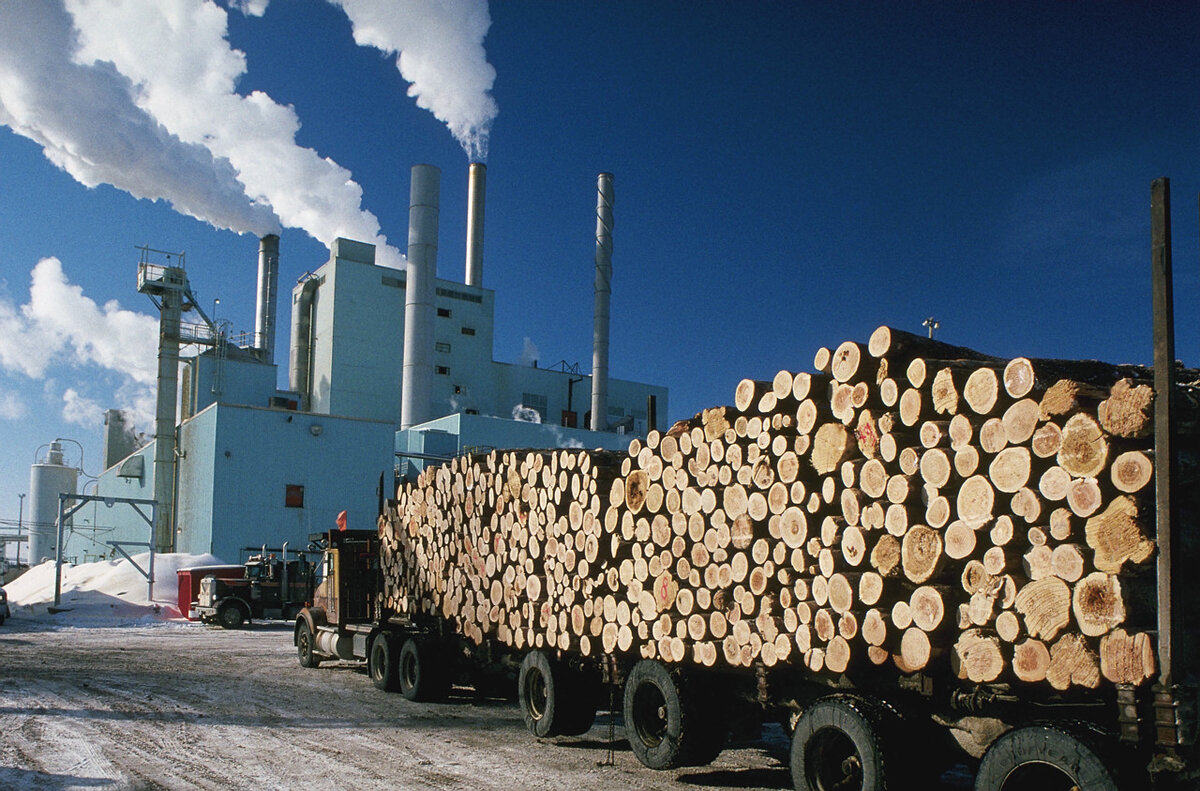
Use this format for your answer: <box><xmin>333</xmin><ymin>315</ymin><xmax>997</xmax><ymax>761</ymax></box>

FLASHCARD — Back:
<box><xmin>64</xmin><ymin>0</ymin><xmax>403</xmax><ymax>266</ymax></box>
<box><xmin>331</xmin><ymin>0</ymin><xmax>499</xmax><ymax>161</ymax></box>
<box><xmin>0</xmin><ymin>0</ymin><xmax>279</xmax><ymax>236</ymax></box>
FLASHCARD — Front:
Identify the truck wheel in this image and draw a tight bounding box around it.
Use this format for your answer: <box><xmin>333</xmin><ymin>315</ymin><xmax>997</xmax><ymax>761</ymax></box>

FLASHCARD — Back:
<box><xmin>974</xmin><ymin>722</ymin><xmax>1119</xmax><ymax>791</ymax></box>
<box><xmin>518</xmin><ymin>650</ymin><xmax>598</xmax><ymax>738</ymax></box>
<box><xmin>790</xmin><ymin>695</ymin><xmax>897</xmax><ymax>791</ymax></box>
<box><xmin>369</xmin><ymin>633</ymin><xmax>401</xmax><ymax>692</ymax></box>
<box><xmin>218</xmin><ymin>602</ymin><xmax>246</xmax><ymax>629</ymax></box>
<box><xmin>399</xmin><ymin>637</ymin><xmax>450</xmax><ymax>702</ymax></box>
<box><xmin>623</xmin><ymin>659</ymin><xmax>728</xmax><ymax>770</ymax></box>
<box><xmin>296</xmin><ymin>621</ymin><xmax>321</xmax><ymax>668</ymax></box>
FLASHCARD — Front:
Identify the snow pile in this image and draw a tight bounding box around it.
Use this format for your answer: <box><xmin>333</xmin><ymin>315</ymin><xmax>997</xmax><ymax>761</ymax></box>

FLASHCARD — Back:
<box><xmin>5</xmin><ymin>552</ymin><xmax>224</xmax><ymax>626</ymax></box>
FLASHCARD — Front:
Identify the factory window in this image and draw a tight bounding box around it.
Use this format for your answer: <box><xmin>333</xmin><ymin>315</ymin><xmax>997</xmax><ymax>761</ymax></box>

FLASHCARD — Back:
<box><xmin>521</xmin><ymin>392</ymin><xmax>548</xmax><ymax>422</ymax></box>
<box><xmin>437</xmin><ymin>307</ymin><xmax>451</xmax><ymax>318</ymax></box>
<box><xmin>436</xmin><ymin>287</ymin><xmax>483</xmax><ymax>304</ymax></box>
<box><xmin>608</xmin><ymin>406</ymin><xmax>625</xmax><ymax>418</ymax></box>
<box><xmin>435</xmin><ymin>342</ymin><xmax>451</xmax><ymax>353</ymax></box>
<box><xmin>436</xmin><ymin>366</ymin><xmax>450</xmax><ymax>375</ymax></box>
<box><xmin>381</xmin><ymin>275</ymin><xmax>405</xmax><ymax>289</ymax></box>
<box><xmin>461</xmin><ymin>326</ymin><xmax>476</xmax><ymax>336</ymax></box>
<box><xmin>285</xmin><ymin>485</ymin><xmax>305</xmax><ymax>508</ymax></box>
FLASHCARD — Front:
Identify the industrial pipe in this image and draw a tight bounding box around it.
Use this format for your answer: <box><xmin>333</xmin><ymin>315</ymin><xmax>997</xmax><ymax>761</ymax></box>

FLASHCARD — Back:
<box><xmin>464</xmin><ymin>163</ymin><xmax>486</xmax><ymax>288</ymax></box>
<box><xmin>288</xmin><ymin>276</ymin><xmax>319</xmax><ymax>410</ymax></box>
<box><xmin>255</xmin><ymin>234</ymin><xmax>280</xmax><ymax>365</ymax></box>
<box><xmin>401</xmin><ymin>164</ymin><xmax>441</xmax><ymax>430</ymax></box>
<box><xmin>591</xmin><ymin>173</ymin><xmax>614</xmax><ymax>432</ymax></box>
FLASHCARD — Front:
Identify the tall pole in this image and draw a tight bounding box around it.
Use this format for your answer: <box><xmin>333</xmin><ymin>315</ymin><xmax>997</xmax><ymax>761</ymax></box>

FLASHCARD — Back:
<box><xmin>16</xmin><ymin>493</ymin><xmax>24</xmax><ymax>566</ymax></box>
<box><xmin>1150</xmin><ymin>177</ymin><xmax>1183</xmax><ymax>753</ymax></box>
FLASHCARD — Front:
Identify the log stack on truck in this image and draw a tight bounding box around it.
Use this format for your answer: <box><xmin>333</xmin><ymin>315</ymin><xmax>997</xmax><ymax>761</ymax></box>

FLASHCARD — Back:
<box><xmin>296</xmin><ymin>323</ymin><xmax>1199</xmax><ymax>790</ymax></box>
<box><xmin>295</xmin><ymin>182</ymin><xmax>1198</xmax><ymax>790</ymax></box>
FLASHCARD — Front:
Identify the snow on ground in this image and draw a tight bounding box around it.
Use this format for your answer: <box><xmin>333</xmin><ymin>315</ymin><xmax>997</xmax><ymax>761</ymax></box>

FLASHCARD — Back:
<box><xmin>4</xmin><ymin>552</ymin><xmax>225</xmax><ymax>625</ymax></box>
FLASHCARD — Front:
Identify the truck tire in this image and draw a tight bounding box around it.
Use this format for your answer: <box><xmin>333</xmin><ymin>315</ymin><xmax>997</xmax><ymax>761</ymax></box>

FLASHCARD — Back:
<box><xmin>790</xmin><ymin>695</ymin><xmax>897</xmax><ymax>791</ymax></box>
<box><xmin>974</xmin><ymin>722</ymin><xmax>1120</xmax><ymax>791</ymax></box>
<box><xmin>369</xmin><ymin>633</ymin><xmax>401</xmax><ymax>692</ymax></box>
<box><xmin>518</xmin><ymin>650</ymin><xmax>598</xmax><ymax>738</ymax></box>
<box><xmin>296</xmin><ymin>621</ymin><xmax>321</xmax><ymax>668</ymax></box>
<box><xmin>623</xmin><ymin>659</ymin><xmax>728</xmax><ymax>770</ymax></box>
<box><xmin>217</xmin><ymin>602</ymin><xmax>246</xmax><ymax>629</ymax></box>
<box><xmin>398</xmin><ymin>637</ymin><xmax>450</xmax><ymax>702</ymax></box>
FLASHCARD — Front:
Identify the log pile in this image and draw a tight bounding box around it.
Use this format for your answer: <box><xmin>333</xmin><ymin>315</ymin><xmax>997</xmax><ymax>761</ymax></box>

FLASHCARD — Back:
<box><xmin>379</xmin><ymin>325</ymin><xmax>1192</xmax><ymax>691</ymax></box>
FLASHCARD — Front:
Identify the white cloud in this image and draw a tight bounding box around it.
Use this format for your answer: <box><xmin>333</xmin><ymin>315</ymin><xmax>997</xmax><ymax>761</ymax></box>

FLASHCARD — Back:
<box><xmin>62</xmin><ymin>387</ymin><xmax>104</xmax><ymax>427</ymax></box>
<box><xmin>331</xmin><ymin>0</ymin><xmax>498</xmax><ymax>162</ymax></box>
<box><xmin>64</xmin><ymin>0</ymin><xmax>402</xmax><ymax>265</ymax></box>
<box><xmin>0</xmin><ymin>257</ymin><xmax>158</xmax><ymax>431</ymax></box>
<box><xmin>227</xmin><ymin>0</ymin><xmax>269</xmax><ymax>17</ymax></box>
<box><xmin>0</xmin><ymin>389</ymin><xmax>28</xmax><ymax>420</ymax></box>
<box><xmin>3</xmin><ymin>257</ymin><xmax>160</xmax><ymax>384</ymax></box>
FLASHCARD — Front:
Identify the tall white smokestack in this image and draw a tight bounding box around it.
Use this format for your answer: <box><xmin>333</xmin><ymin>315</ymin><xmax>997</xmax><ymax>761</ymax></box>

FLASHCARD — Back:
<box><xmin>591</xmin><ymin>173</ymin><xmax>614</xmax><ymax>432</ymax></box>
<box><xmin>255</xmin><ymin>234</ymin><xmax>280</xmax><ymax>364</ymax></box>
<box><xmin>464</xmin><ymin>162</ymin><xmax>486</xmax><ymax>287</ymax></box>
<box><xmin>401</xmin><ymin>164</ymin><xmax>441</xmax><ymax>430</ymax></box>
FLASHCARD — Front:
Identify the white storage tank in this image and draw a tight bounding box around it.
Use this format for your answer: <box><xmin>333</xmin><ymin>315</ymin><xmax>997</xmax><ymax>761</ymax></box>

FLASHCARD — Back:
<box><xmin>28</xmin><ymin>441</ymin><xmax>78</xmax><ymax>564</ymax></box>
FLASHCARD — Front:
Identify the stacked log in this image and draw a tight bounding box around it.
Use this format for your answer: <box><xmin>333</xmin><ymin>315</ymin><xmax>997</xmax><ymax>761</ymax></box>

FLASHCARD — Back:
<box><xmin>378</xmin><ymin>325</ymin><xmax>1194</xmax><ymax>692</ymax></box>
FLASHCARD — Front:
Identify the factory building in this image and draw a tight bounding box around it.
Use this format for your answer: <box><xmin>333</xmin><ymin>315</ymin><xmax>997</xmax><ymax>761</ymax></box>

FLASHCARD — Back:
<box><xmin>68</xmin><ymin>164</ymin><xmax>666</xmax><ymax>564</ymax></box>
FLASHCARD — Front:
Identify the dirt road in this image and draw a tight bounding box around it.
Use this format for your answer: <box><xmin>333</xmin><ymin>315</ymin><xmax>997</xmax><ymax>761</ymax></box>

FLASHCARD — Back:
<box><xmin>1</xmin><ymin>619</ymin><xmax>801</xmax><ymax>791</ymax></box>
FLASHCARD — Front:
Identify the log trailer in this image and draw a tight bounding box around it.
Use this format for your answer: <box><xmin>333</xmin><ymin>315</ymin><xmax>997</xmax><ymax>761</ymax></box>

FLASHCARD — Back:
<box><xmin>294</xmin><ymin>180</ymin><xmax>1198</xmax><ymax>791</ymax></box>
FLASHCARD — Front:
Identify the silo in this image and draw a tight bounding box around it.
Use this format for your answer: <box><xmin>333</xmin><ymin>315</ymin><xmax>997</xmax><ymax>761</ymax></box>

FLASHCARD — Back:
<box><xmin>28</xmin><ymin>441</ymin><xmax>78</xmax><ymax>565</ymax></box>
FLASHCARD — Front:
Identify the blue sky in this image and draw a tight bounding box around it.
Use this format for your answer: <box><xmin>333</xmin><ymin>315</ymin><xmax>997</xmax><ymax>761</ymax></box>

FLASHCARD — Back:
<box><xmin>1</xmin><ymin>1</ymin><xmax>1198</xmax><ymax>542</ymax></box>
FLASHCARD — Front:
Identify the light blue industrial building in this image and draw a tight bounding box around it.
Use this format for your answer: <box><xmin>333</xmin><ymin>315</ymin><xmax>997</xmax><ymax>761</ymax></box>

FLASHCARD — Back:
<box><xmin>76</xmin><ymin>165</ymin><xmax>666</xmax><ymax>564</ymax></box>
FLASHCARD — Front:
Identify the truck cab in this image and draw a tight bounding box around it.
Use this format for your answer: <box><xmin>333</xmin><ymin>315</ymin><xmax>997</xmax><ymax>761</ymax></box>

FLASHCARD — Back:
<box><xmin>195</xmin><ymin>551</ymin><xmax>315</xmax><ymax>628</ymax></box>
<box><xmin>309</xmin><ymin>529</ymin><xmax>380</xmax><ymax>627</ymax></box>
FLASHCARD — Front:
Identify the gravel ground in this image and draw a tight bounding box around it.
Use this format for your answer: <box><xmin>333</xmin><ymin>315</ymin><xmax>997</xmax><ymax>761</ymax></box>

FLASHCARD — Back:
<box><xmin>1</xmin><ymin>618</ymin><xmax>803</xmax><ymax>791</ymax></box>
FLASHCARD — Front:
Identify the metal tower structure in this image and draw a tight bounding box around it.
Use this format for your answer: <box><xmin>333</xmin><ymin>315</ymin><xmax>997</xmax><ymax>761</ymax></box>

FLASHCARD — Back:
<box><xmin>136</xmin><ymin>246</ymin><xmax>218</xmax><ymax>552</ymax></box>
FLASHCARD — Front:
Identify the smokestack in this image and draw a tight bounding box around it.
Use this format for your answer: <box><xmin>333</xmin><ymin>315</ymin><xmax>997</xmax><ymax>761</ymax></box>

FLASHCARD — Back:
<box><xmin>464</xmin><ymin>163</ymin><xmax>486</xmax><ymax>287</ymax></box>
<box><xmin>255</xmin><ymin>234</ymin><xmax>280</xmax><ymax>364</ymax></box>
<box><xmin>591</xmin><ymin>173</ymin><xmax>614</xmax><ymax>432</ymax></box>
<box><xmin>401</xmin><ymin>164</ymin><xmax>441</xmax><ymax>430</ymax></box>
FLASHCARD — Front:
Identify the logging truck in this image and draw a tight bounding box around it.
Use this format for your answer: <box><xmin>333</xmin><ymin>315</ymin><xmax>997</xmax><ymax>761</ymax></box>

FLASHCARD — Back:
<box><xmin>294</xmin><ymin>325</ymin><xmax>1199</xmax><ymax>791</ymax></box>
<box><xmin>290</xmin><ymin>180</ymin><xmax>1200</xmax><ymax>791</ymax></box>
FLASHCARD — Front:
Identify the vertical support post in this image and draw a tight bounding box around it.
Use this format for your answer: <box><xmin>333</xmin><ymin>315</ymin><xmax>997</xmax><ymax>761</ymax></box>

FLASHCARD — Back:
<box><xmin>1151</xmin><ymin>177</ymin><xmax>1182</xmax><ymax>752</ymax></box>
<box><xmin>53</xmin><ymin>493</ymin><xmax>66</xmax><ymax>607</ymax></box>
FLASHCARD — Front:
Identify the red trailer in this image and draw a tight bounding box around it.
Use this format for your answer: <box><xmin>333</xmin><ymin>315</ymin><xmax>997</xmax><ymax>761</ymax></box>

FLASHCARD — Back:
<box><xmin>176</xmin><ymin>565</ymin><xmax>244</xmax><ymax>620</ymax></box>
